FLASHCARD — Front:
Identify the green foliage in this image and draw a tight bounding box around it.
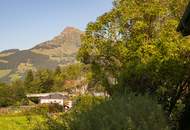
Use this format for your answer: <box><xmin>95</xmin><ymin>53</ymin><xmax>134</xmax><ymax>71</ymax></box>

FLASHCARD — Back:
<box><xmin>72</xmin><ymin>95</ymin><xmax>105</xmax><ymax>112</ymax></box>
<box><xmin>0</xmin><ymin>80</ymin><xmax>27</xmax><ymax>107</ymax></box>
<box><xmin>78</xmin><ymin>0</ymin><xmax>188</xmax><ymax>94</ymax></box>
<box><xmin>24</xmin><ymin>70</ymin><xmax>34</xmax><ymax>93</ymax></box>
<box><xmin>0</xmin><ymin>63</ymin><xmax>92</xmax><ymax>108</ymax></box>
<box><xmin>78</xmin><ymin>0</ymin><xmax>190</xmax><ymax>129</ymax></box>
<box><xmin>10</xmin><ymin>80</ymin><xmax>27</xmax><ymax>106</ymax></box>
<box><xmin>32</xmin><ymin>95</ymin><xmax>104</xmax><ymax>130</ymax></box>
<box><xmin>71</xmin><ymin>94</ymin><xmax>170</xmax><ymax>130</ymax></box>
<box><xmin>33</xmin><ymin>69</ymin><xmax>54</xmax><ymax>93</ymax></box>
<box><xmin>0</xmin><ymin>115</ymin><xmax>43</xmax><ymax>130</ymax></box>
<box><xmin>0</xmin><ymin>83</ymin><xmax>13</xmax><ymax>107</ymax></box>
<box><xmin>23</xmin><ymin>63</ymin><xmax>90</xmax><ymax>93</ymax></box>
<box><xmin>25</xmin><ymin>104</ymin><xmax>63</xmax><ymax>115</ymax></box>
<box><xmin>0</xmin><ymin>116</ymin><xmax>31</xmax><ymax>130</ymax></box>
<box><xmin>33</xmin><ymin>94</ymin><xmax>169</xmax><ymax>130</ymax></box>
<box><xmin>1</xmin><ymin>0</ymin><xmax>190</xmax><ymax>129</ymax></box>
<box><xmin>53</xmin><ymin>64</ymin><xmax>88</xmax><ymax>92</ymax></box>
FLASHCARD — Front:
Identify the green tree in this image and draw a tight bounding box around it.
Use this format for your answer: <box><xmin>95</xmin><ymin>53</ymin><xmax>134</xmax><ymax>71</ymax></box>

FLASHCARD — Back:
<box><xmin>24</xmin><ymin>70</ymin><xmax>34</xmax><ymax>93</ymax></box>
<box><xmin>54</xmin><ymin>66</ymin><xmax>61</xmax><ymax>76</ymax></box>
<box><xmin>0</xmin><ymin>83</ymin><xmax>13</xmax><ymax>107</ymax></box>
<box><xmin>78</xmin><ymin>0</ymin><xmax>190</xmax><ymax>129</ymax></box>
<box><xmin>33</xmin><ymin>69</ymin><xmax>54</xmax><ymax>93</ymax></box>
<box><xmin>0</xmin><ymin>80</ymin><xmax>27</xmax><ymax>107</ymax></box>
<box><xmin>10</xmin><ymin>80</ymin><xmax>27</xmax><ymax>105</ymax></box>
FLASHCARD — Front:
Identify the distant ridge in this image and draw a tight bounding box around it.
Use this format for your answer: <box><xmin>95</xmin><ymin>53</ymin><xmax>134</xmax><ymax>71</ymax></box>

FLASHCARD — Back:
<box><xmin>0</xmin><ymin>49</ymin><xmax>20</xmax><ymax>54</ymax></box>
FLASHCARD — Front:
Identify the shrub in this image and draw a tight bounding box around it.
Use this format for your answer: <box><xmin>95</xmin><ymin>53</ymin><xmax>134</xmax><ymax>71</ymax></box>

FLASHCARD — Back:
<box><xmin>32</xmin><ymin>95</ymin><xmax>105</xmax><ymax>130</ymax></box>
<box><xmin>48</xmin><ymin>104</ymin><xmax>63</xmax><ymax>113</ymax></box>
<box><xmin>71</xmin><ymin>94</ymin><xmax>170</xmax><ymax>130</ymax></box>
<box><xmin>32</xmin><ymin>94</ymin><xmax>169</xmax><ymax>130</ymax></box>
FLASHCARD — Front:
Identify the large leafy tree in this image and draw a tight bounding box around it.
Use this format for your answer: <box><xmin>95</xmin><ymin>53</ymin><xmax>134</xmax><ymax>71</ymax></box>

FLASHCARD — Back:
<box><xmin>78</xmin><ymin>0</ymin><xmax>190</xmax><ymax>129</ymax></box>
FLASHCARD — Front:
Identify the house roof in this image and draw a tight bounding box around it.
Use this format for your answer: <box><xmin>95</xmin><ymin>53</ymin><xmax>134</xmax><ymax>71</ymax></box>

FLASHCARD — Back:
<box><xmin>177</xmin><ymin>2</ymin><xmax>190</xmax><ymax>36</ymax></box>
<box><xmin>41</xmin><ymin>93</ymin><xmax>68</xmax><ymax>99</ymax></box>
<box><xmin>26</xmin><ymin>92</ymin><xmax>68</xmax><ymax>98</ymax></box>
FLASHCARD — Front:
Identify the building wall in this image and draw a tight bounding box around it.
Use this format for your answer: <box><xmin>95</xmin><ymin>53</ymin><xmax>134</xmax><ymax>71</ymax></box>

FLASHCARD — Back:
<box><xmin>40</xmin><ymin>99</ymin><xmax>64</xmax><ymax>106</ymax></box>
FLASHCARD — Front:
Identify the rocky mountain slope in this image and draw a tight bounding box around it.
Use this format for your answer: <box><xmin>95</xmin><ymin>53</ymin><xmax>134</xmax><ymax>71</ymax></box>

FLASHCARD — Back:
<box><xmin>0</xmin><ymin>27</ymin><xmax>83</xmax><ymax>82</ymax></box>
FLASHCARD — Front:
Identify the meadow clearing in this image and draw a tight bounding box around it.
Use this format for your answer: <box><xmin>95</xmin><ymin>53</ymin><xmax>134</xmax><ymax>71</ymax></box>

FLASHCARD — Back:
<box><xmin>0</xmin><ymin>115</ymin><xmax>42</xmax><ymax>130</ymax></box>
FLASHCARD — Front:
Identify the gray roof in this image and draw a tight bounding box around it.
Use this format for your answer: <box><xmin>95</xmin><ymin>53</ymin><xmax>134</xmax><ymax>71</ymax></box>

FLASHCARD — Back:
<box><xmin>41</xmin><ymin>93</ymin><xmax>68</xmax><ymax>99</ymax></box>
<box><xmin>27</xmin><ymin>92</ymin><xmax>68</xmax><ymax>98</ymax></box>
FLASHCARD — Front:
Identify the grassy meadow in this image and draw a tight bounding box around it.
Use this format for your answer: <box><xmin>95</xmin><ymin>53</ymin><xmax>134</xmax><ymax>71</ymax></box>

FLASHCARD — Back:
<box><xmin>0</xmin><ymin>115</ymin><xmax>42</xmax><ymax>130</ymax></box>
<box><xmin>0</xmin><ymin>116</ymin><xmax>29</xmax><ymax>130</ymax></box>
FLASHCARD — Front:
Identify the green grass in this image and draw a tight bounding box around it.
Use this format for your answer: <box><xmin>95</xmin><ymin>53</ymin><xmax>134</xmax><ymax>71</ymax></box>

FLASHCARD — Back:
<box><xmin>0</xmin><ymin>115</ymin><xmax>42</xmax><ymax>130</ymax></box>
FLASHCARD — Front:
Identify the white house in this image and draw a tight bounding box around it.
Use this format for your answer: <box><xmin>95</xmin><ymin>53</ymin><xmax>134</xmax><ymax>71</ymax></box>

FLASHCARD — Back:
<box><xmin>27</xmin><ymin>92</ymin><xmax>68</xmax><ymax>106</ymax></box>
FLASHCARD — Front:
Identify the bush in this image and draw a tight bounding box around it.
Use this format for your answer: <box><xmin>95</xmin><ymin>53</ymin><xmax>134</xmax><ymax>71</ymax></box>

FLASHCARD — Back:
<box><xmin>48</xmin><ymin>104</ymin><xmax>63</xmax><ymax>113</ymax></box>
<box><xmin>55</xmin><ymin>95</ymin><xmax>105</xmax><ymax>130</ymax></box>
<box><xmin>26</xmin><ymin>104</ymin><xmax>63</xmax><ymax>115</ymax></box>
<box><xmin>71</xmin><ymin>94</ymin><xmax>170</xmax><ymax>130</ymax></box>
<box><xmin>32</xmin><ymin>94</ymin><xmax>169</xmax><ymax>130</ymax></box>
<box><xmin>32</xmin><ymin>95</ymin><xmax>105</xmax><ymax>130</ymax></box>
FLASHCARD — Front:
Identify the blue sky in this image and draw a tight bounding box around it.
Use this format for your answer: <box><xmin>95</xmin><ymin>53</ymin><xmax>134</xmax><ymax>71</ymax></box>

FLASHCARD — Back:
<box><xmin>0</xmin><ymin>0</ymin><xmax>113</xmax><ymax>51</ymax></box>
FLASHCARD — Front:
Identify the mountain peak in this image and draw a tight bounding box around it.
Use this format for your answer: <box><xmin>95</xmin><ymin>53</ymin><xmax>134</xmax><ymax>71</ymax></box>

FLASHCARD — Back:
<box><xmin>0</xmin><ymin>26</ymin><xmax>83</xmax><ymax>82</ymax></box>
<box><xmin>60</xmin><ymin>26</ymin><xmax>83</xmax><ymax>36</ymax></box>
<box><xmin>63</xmin><ymin>26</ymin><xmax>81</xmax><ymax>33</ymax></box>
<box><xmin>31</xmin><ymin>26</ymin><xmax>83</xmax><ymax>59</ymax></box>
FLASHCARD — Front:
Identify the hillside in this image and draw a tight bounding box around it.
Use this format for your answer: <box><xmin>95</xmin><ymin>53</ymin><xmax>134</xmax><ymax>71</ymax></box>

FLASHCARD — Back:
<box><xmin>0</xmin><ymin>27</ymin><xmax>83</xmax><ymax>82</ymax></box>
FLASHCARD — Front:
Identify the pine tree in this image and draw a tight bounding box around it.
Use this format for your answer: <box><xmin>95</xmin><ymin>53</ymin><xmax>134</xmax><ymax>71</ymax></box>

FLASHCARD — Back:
<box><xmin>24</xmin><ymin>70</ymin><xmax>34</xmax><ymax>93</ymax></box>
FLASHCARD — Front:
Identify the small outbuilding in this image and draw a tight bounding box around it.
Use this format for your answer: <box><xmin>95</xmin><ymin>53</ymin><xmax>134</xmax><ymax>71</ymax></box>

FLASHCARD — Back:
<box><xmin>27</xmin><ymin>92</ymin><xmax>68</xmax><ymax>106</ymax></box>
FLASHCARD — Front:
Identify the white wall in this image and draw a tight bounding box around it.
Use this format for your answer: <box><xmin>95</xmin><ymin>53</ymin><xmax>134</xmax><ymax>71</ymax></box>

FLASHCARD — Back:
<box><xmin>40</xmin><ymin>99</ymin><xmax>64</xmax><ymax>106</ymax></box>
